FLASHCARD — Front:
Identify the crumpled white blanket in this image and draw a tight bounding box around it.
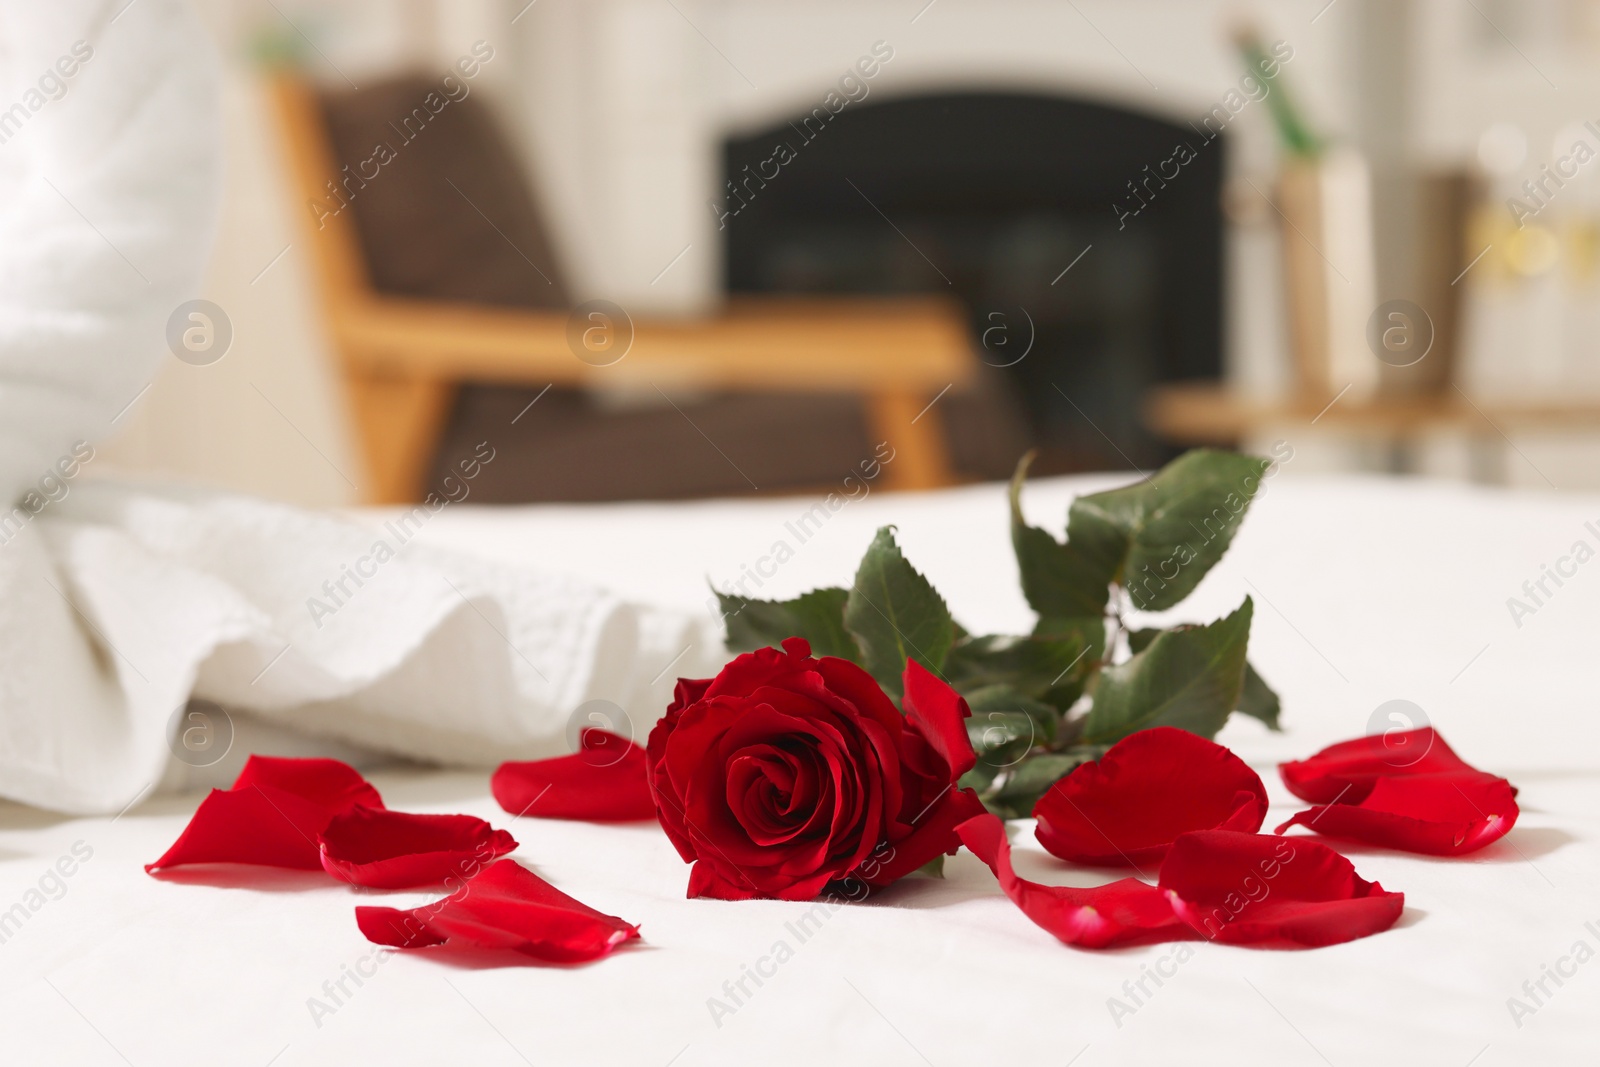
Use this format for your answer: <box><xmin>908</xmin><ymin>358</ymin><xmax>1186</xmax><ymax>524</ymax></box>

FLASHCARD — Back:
<box><xmin>0</xmin><ymin>0</ymin><xmax>722</xmax><ymax>814</ymax></box>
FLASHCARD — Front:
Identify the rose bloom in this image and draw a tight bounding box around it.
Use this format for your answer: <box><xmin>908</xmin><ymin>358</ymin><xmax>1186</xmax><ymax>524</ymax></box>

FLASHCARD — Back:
<box><xmin>646</xmin><ymin>637</ymin><xmax>985</xmax><ymax>901</ymax></box>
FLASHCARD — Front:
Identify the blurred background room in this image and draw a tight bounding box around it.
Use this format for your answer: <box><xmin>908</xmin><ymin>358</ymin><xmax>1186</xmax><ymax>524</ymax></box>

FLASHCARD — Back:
<box><xmin>98</xmin><ymin>0</ymin><xmax>1600</xmax><ymax>506</ymax></box>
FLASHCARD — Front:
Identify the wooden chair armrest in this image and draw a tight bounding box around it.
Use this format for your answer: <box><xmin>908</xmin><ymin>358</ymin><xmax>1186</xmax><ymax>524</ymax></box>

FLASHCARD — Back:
<box><xmin>332</xmin><ymin>294</ymin><xmax>976</xmax><ymax>392</ymax></box>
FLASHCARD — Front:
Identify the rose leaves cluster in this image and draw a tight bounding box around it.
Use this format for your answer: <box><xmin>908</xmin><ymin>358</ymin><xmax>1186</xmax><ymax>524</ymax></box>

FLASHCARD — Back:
<box><xmin>711</xmin><ymin>449</ymin><xmax>1285</xmax><ymax>822</ymax></box>
<box><xmin>147</xmin><ymin>756</ymin><xmax>637</xmax><ymax>964</ymax></box>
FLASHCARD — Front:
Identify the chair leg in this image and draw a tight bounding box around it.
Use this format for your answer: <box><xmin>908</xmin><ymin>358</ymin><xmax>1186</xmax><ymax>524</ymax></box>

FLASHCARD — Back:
<box><xmin>867</xmin><ymin>388</ymin><xmax>957</xmax><ymax>491</ymax></box>
<box><xmin>342</xmin><ymin>367</ymin><xmax>456</xmax><ymax>504</ymax></box>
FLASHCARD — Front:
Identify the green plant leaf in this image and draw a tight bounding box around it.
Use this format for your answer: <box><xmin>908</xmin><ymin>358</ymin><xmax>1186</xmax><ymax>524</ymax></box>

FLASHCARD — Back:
<box><xmin>842</xmin><ymin>527</ymin><xmax>955</xmax><ymax>698</ymax></box>
<box><xmin>1238</xmin><ymin>661</ymin><xmax>1282</xmax><ymax>730</ymax></box>
<box><xmin>956</xmin><ymin>687</ymin><xmax>1058</xmax><ymax>793</ymax></box>
<box><xmin>962</xmin><ymin>684</ymin><xmax>1061</xmax><ymax>769</ymax></box>
<box><xmin>966</xmin><ymin>709</ymin><xmax>1040</xmax><ymax>766</ymax></box>
<box><xmin>1126</xmin><ymin>627</ymin><xmax>1158</xmax><ymax>655</ymax></box>
<box><xmin>959</xmin><ymin>762</ymin><xmax>1003</xmax><ymax>794</ymax></box>
<box><xmin>715</xmin><ymin>586</ymin><xmax>861</xmax><ymax>661</ymax></box>
<box><xmin>943</xmin><ymin>624</ymin><xmax>1104</xmax><ymax>710</ymax></box>
<box><xmin>1084</xmin><ymin>598</ymin><xmax>1253</xmax><ymax>745</ymax></box>
<box><xmin>981</xmin><ymin>751</ymin><xmax>1091</xmax><ymax>819</ymax></box>
<box><xmin>1009</xmin><ymin>453</ymin><xmax>1115</xmax><ymax>620</ymax></box>
<box><xmin>963</xmin><ymin>684</ymin><xmax>1062</xmax><ymax>726</ymax></box>
<box><xmin>1130</xmin><ymin>627</ymin><xmax>1281</xmax><ymax>731</ymax></box>
<box><xmin>915</xmin><ymin>855</ymin><xmax>946</xmax><ymax>878</ymax></box>
<box><xmin>1068</xmin><ymin>450</ymin><xmax>1271</xmax><ymax>612</ymax></box>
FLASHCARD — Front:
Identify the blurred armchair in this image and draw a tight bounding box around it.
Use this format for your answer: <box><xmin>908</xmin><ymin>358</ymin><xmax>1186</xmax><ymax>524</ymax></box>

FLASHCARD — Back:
<box><xmin>268</xmin><ymin>73</ymin><xmax>1013</xmax><ymax>503</ymax></box>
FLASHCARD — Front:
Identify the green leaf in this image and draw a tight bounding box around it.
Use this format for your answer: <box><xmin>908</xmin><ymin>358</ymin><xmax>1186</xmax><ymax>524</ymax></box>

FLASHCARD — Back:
<box><xmin>1132</xmin><ymin>627</ymin><xmax>1281</xmax><ymax>731</ymax></box>
<box><xmin>1009</xmin><ymin>453</ymin><xmax>1116</xmax><ymax>620</ymax></box>
<box><xmin>959</xmin><ymin>762</ymin><xmax>1003</xmax><ymax>794</ymax></box>
<box><xmin>915</xmin><ymin>855</ymin><xmax>946</xmax><ymax>878</ymax></box>
<box><xmin>963</xmin><ymin>684</ymin><xmax>1061</xmax><ymax>734</ymax></box>
<box><xmin>842</xmin><ymin>527</ymin><xmax>956</xmax><ymax>698</ymax></box>
<box><xmin>966</xmin><ymin>710</ymin><xmax>1039</xmax><ymax>766</ymax></box>
<box><xmin>1238</xmin><ymin>661</ymin><xmax>1282</xmax><ymax>730</ymax></box>
<box><xmin>1084</xmin><ymin>598</ymin><xmax>1253</xmax><ymax>745</ymax></box>
<box><xmin>981</xmin><ymin>751</ymin><xmax>1091</xmax><ymax>819</ymax></box>
<box><xmin>962</xmin><ymin>685</ymin><xmax>1060</xmax><ymax>773</ymax></box>
<box><xmin>1067</xmin><ymin>450</ymin><xmax>1271</xmax><ymax>612</ymax></box>
<box><xmin>943</xmin><ymin>624</ymin><xmax>1104</xmax><ymax>709</ymax></box>
<box><xmin>1127</xmin><ymin>627</ymin><xmax>1160</xmax><ymax>654</ymax></box>
<box><xmin>716</xmin><ymin>586</ymin><xmax>862</xmax><ymax>661</ymax></box>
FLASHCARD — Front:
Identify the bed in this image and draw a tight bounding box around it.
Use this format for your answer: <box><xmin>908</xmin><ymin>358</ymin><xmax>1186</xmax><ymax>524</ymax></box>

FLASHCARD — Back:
<box><xmin>0</xmin><ymin>472</ymin><xmax>1592</xmax><ymax>1064</ymax></box>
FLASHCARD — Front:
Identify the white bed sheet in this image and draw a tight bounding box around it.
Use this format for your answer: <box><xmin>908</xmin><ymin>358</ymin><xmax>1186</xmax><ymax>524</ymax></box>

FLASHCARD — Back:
<box><xmin>2</xmin><ymin>473</ymin><xmax>1596</xmax><ymax>1064</ymax></box>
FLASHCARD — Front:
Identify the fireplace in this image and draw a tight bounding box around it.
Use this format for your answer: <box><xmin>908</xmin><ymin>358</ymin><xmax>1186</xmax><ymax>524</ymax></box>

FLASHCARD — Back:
<box><xmin>721</xmin><ymin>91</ymin><xmax>1225</xmax><ymax>473</ymax></box>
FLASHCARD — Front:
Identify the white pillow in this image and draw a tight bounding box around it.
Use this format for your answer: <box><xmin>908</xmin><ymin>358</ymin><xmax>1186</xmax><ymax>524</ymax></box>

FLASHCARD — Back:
<box><xmin>0</xmin><ymin>0</ymin><xmax>219</xmax><ymax>505</ymax></box>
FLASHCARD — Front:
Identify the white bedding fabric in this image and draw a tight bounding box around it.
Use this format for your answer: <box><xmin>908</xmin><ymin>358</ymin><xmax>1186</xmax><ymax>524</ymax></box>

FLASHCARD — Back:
<box><xmin>2</xmin><ymin>474</ymin><xmax>1596</xmax><ymax>1064</ymax></box>
<box><xmin>3</xmin><ymin>478</ymin><xmax>721</xmax><ymax>813</ymax></box>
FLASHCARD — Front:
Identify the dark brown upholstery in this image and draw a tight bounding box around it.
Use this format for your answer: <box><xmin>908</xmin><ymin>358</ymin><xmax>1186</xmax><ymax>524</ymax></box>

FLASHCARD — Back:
<box><xmin>318</xmin><ymin>76</ymin><xmax>567</xmax><ymax>307</ymax></box>
<box><xmin>319</xmin><ymin>75</ymin><xmax>1028</xmax><ymax>502</ymax></box>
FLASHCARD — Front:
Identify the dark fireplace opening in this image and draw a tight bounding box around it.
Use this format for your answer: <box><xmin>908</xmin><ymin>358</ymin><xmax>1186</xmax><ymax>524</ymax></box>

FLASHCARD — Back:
<box><xmin>722</xmin><ymin>91</ymin><xmax>1225</xmax><ymax>474</ymax></box>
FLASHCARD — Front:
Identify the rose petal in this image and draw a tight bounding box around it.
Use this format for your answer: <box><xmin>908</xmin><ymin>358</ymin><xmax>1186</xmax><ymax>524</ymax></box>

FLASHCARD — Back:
<box><xmin>957</xmin><ymin>814</ymin><xmax>1188</xmax><ymax>949</ymax></box>
<box><xmin>232</xmin><ymin>755</ymin><xmax>386</xmax><ymax>813</ymax></box>
<box><xmin>669</xmin><ymin>676</ymin><xmax>714</xmax><ymax>714</ymax></box>
<box><xmin>355</xmin><ymin>859</ymin><xmax>640</xmax><ymax>963</ymax></box>
<box><xmin>1279</xmin><ymin>727</ymin><xmax>1477</xmax><ymax>803</ymax></box>
<box><xmin>318</xmin><ymin>806</ymin><xmax>518</xmax><ymax>888</ymax></box>
<box><xmin>146</xmin><ymin>756</ymin><xmax>384</xmax><ymax>873</ymax></box>
<box><xmin>702</xmin><ymin>638</ymin><xmax>811</xmax><ymax>702</ymax></box>
<box><xmin>492</xmin><ymin>729</ymin><xmax>655</xmax><ymax>822</ymax></box>
<box><xmin>685</xmin><ymin>861</ymin><xmax>762</xmax><ymax>901</ymax></box>
<box><xmin>1033</xmin><ymin>727</ymin><xmax>1268</xmax><ymax>867</ymax></box>
<box><xmin>900</xmin><ymin>659</ymin><xmax>978</xmax><ymax>780</ymax></box>
<box><xmin>857</xmin><ymin>787</ymin><xmax>987</xmax><ymax>889</ymax></box>
<box><xmin>1275</xmin><ymin>770</ymin><xmax>1518</xmax><ymax>856</ymax></box>
<box><xmin>1160</xmin><ymin>830</ymin><xmax>1404</xmax><ymax>947</ymax></box>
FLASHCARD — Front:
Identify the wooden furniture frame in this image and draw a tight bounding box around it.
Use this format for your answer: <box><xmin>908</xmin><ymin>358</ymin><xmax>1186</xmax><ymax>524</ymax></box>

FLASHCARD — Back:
<box><xmin>267</xmin><ymin>75</ymin><xmax>976</xmax><ymax>503</ymax></box>
<box><xmin>1145</xmin><ymin>382</ymin><xmax>1600</xmax><ymax>443</ymax></box>
<box><xmin>1144</xmin><ymin>381</ymin><xmax>1600</xmax><ymax>479</ymax></box>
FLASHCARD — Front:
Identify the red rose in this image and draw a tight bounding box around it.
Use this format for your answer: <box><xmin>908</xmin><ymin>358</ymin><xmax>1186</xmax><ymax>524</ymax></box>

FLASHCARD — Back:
<box><xmin>645</xmin><ymin>637</ymin><xmax>986</xmax><ymax>901</ymax></box>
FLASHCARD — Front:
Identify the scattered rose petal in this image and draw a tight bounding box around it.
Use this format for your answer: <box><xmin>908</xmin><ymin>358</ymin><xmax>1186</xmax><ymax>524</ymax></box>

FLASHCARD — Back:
<box><xmin>492</xmin><ymin>729</ymin><xmax>655</xmax><ymax>822</ymax></box>
<box><xmin>1275</xmin><ymin>770</ymin><xmax>1518</xmax><ymax>856</ymax></box>
<box><xmin>319</xmin><ymin>806</ymin><xmax>518</xmax><ymax>888</ymax></box>
<box><xmin>1033</xmin><ymin>726</ymin><xmax>1268</xmax><ymax>867</ymax></box>
<box><xmin>355</xmin><ymin>859</ymin><xmax>640</xmax><ymax>963</ymax></box>
<box><xmin>857</xmin><ymin>785</ymin><xmax>988</xmax><ymax>890</ymax></box>
<box><xmin>147</xmin><ymin>756</ymin><xmax>384</xmax><ymax>873</ymax></box>
<box><xmin>1279</xmin><ymin>727</ymin><xmax>1478</xmax><ymax>804</ymax></box>
<box><xmin>1160</xmin><ymin>830</ymin><xmax>1404</xmax><ymax>947</ymax></box>
<box><xmin>957</xmin><ymin>814</ymin><xmax>1188</xmax><ymax>949</ymax></box>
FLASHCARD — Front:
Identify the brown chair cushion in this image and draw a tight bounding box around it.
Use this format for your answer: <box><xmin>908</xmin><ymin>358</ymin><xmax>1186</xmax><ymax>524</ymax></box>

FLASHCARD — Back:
<box><xmin>318</xmin><ymin>76</ymin><xmax>566</xmax><ymax>308</ymax></box>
